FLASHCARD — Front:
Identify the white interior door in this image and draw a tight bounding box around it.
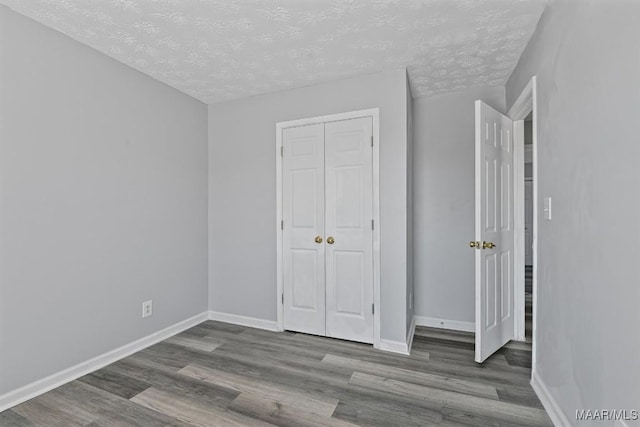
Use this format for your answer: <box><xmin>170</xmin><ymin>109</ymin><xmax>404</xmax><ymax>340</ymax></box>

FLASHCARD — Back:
<box><xmin>282</xmin><ymin>123</ymin><xmax>326</xmax><ymax>336</ymax></box>
<box><xmin>524</xmin><ymin>179</ymin><xmax>534</xmax><ymax>265</ymax></box>
<box><xmin>325</xmin><ymin>117</ymin><xmax>374</xmax><ymax>344</ymax></box>
<box><xmin>474</xmin><ymin>100</ymin><xmax>515</xmax><ymax>363</ymax></box>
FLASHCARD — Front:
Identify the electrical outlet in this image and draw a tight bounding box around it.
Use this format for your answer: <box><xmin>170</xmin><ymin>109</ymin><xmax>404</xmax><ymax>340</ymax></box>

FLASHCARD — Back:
<box><xmin>142</xmin><ymin>300</ymin><xmax>153</xmax><ymax>318</ymax></box>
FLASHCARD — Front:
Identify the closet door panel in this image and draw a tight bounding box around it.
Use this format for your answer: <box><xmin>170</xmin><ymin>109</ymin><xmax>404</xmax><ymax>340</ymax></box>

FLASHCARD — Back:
<box><xmin>324</xmin><ymin>117</ymin><xmax>374</xmax><ymax>343</ymax></box>
<box><xmin>282</xmin><ymin>123</ymin><xmax>326</xmax><ymax>336</ymax></box>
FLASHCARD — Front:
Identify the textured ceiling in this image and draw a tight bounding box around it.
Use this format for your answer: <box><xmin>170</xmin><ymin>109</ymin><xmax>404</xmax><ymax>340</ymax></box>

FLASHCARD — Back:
<box><xmin>0</xmin><ymin>0</ymin><xmax>547</xmax><ymax>104</ymax></box>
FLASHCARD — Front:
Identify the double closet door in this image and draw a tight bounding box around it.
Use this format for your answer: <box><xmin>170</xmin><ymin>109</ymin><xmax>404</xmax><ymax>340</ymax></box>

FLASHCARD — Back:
<box><xmin>282</xmin><ymin>116</ymin><xmax>374</xmax><ymax>344</ymax></box>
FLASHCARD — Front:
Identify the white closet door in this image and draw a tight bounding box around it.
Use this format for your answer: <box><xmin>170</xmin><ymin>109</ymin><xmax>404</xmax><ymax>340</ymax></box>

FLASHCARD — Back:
<box><xmin>324</xmin><ymin>117</ymin><xmax>374</xmax><ymax>344</ymax></box>
<box><xmin>282</xmin><ymin>123</ymin><xmax>326</xmax><ymax>336</ymax></box>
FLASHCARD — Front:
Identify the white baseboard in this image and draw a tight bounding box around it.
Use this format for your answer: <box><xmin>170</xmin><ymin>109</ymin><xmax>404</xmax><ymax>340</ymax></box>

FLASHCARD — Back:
<box><xmin>531</xmin><ymin>371</ymin><xmax>572</xmax><ymax>427</ymax></box>
<box><xmin>378</xmin><ymin>339</ymin><xmax>410</xmax><ymax>355</ymax></box>
<box><xmin>414</xmin><ymin>315</ymin><xmax>475</xmax><ymax>332</ymax></box>
<box><xmin>406</xmin><ymin>316</ymin><xmax>416</xmax><ymax>354</ymax></box>
<box><xmin>0</xmin><ymin>311</ymin><xmax>209</xmax><ymax>413</ymax></box>
<box><xmin>208</xmin><ymin>311</ymin><xmax>279</xmax><ymax>332</ymax></box>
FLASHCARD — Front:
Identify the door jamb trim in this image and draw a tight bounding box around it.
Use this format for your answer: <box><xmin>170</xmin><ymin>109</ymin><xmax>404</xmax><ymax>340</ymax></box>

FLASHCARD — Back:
<box><xmin>275</xmin><ymin>108</ymin><xmax>381</xmax><ymax>349</ymax></box>
<box><xmin>508</xmin><ymin>76</ymin><xmax>538</xmax><ymax>377</ymax></box>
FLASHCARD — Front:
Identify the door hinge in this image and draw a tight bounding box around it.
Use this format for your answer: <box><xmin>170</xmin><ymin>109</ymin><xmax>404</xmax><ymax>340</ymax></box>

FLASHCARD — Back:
<box><xmin>281</xmin><ymin>146</ymin><xmax>283</xmax><ymax>157</ymax></box>
<box><xmin>282</xmin><ymin>293</ymin><xmax>284</xmax><ymax>304</ymax></box>
<box><xmin>372</xmin><ymin>303</ymin><xmax>375</xmax><ymax>314</ymax></box>
<box><xmin>281</xmin><ymin>220</ymin><xmax>284</xmax><ymax>230</ymax></box>
<box><xmin>371</xmin><ymin>219</ymin><xmax>374</xmax><ymax>230</ymax></box>
<box><xmin>371</xmin><ymin>135</ymin><xmax>374</xmax><ymax>147</ymax></box>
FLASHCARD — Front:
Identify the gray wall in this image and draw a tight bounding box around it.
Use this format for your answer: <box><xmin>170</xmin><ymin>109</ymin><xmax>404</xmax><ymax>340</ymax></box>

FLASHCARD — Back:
<box><xmin>413</xmin><ymin>87</ymin><xmax>505</xmax><ymax>324</ymax></box>
<box><xmin>0</xmin><ymin>6</ymin><xmax>208</xmax><ymax>395</ymax></box>
<box><xmin>208</xmin><ymin>69</ymin><xmax>410</xmax><ymax>343</ymax></box>
<box><xmin>506</xmin><ymin>0</ymin><xmax>640</xmax><ymax>422</ymax></box>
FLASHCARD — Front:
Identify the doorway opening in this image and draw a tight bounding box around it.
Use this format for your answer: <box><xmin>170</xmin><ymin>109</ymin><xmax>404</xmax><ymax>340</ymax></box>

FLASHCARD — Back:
<box><xmin>473</xmin><ymin>77</ymin><xmax>537</xmax><ymax>370</ymax></box>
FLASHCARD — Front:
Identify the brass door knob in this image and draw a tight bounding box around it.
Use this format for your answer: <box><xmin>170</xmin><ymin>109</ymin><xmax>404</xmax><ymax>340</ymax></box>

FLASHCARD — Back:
<box><xmin>314</xmin><ymin>236</ymin><xmax>323</xmax><ymax>244</ymax></box>
<box><xmin>469</xmin><ymin>241</ymin><xmax>480</xmax><ymax>248</ymax></box>
<box><xmin>327</xmin><ymin>236</ymin><xmax>335</xmax><ymax>245</ymax></box>
<box><xmin>482</xmin><ymin>241</ymin><xmax>496</xmax><ymax>249</ymax></box>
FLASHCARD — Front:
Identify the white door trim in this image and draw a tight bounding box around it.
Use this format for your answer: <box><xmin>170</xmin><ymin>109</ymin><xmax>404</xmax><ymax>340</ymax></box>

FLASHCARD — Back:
<box><xmin>276</xmin><ymin>108</ymin><xmax>381</xmax><ymax>349</ymax></box>
<box><xmin>508</xmin><ymin>76</ymin><xmax>538</xmax><ymax>376</ymax></box>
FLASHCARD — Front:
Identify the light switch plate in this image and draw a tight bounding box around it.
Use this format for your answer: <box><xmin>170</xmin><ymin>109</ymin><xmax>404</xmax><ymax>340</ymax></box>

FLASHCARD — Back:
<box><xmin>543</xmin><ymin>197</ymin><xmax>552</xmax><ymax>220</ymax></box>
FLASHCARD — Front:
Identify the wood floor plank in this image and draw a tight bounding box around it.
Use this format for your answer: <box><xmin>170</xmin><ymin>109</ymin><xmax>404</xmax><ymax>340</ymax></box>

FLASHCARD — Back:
<box><xmin>332</xmin><ymin>377</ymin><xmax>447</xmax><ymax>425</ymax></box>
<box><xmin>49</xmin><ymin>380</ymin><xmax>190</xmax><ymax>426</ymax></box>
<box><xmin>428</xmin><ymin>353</ymin><xmax>523</xmax><ymax>377</ymax></box>
<box><xmin>131</xmin><ymin>387</ymin><xmax>270</xmax><ymax>427</ymax></box>
<box><xmin>197</xmin><ymin>320</ymin><xmax>247</xmax><ymax>334</ymax></box>
<box><xmin>165</xmin><ymin>334</ymin><xmax>224</xmax><ymax>352</ymax></box>
<box><xmin>77</xmin><ymin>368</ymin><xmax>152</xmax><ymax>399</ymax></box>
<box><xmin>187</xmin><ymin>346</ymin><xmax>445</xmax><ymax>425</ymax></box>
<box><xmin>183</xmin><ymin>344</ymin><xmax>447</xmax><ymax>425</ymax></box>
<box><xmin>322</xmin><ymin>353</ymin><xmax>499</xmax><ymax>399</ymax></box>
<box><xmin>239</xmin><ymin>327</ymin><xmax>432</xmax><ymax>366</ymax></box>
<box><xmin>178</xmin><ymin>325</ymin><xmax>212</xmax><ymax>338</ymax></box>
<box><xmin>502</xmin><ymin>347</ymin><xmax>534</xmax><ymax>368</ymax></box>
<box><xmin>84</xmin><ymin>415</ymin><xmax>171</xmax><ymax>426</ymax></box>
<box><xmin>331</xmin><ymin>401</ymin><xmax>442</xmax><ymax>427</ymax></box>
<box><xmin>229</xmin><ymin>392</ymin><xmax>359</xmax><ymax>427</ymax></box>
<box><xmin>349</xmin><ymin>372</ymin><xmax>552</xmax><ymax>426</ymax></box>
<box><xmin>218</xmin><ymin>332</ymin><xmax>329</xmax><ymax>362</ymax></box>
<box><xmin>0</xmin><ymin>410</ymin><xmax>35</xmax><ymax>427</ymax></box>
<box><xmin>26</xmin><ymin>390</ymin><xmax>102</xmax><ymax>425</ymax></box>
<box><xmin>194</xmin><ymin>353</ymin><xmax>446</xmax><ymax>426</ymax></box>
<box><xmin>402</xmin><ymin>354</ymin><xmax>533</xmax><ymax>387</ymax></box>
<box><xmin>180</xmin><ymin>340</ymin><xmax>444</xmax><ymax>424</ymax></box>
<box><xmin>441</xmin><ymin>407</ymin><xmax>530</xmax><ymax>427</ymax></box>
<box><xmin>179</xmin><ymin>363</ymin><xmax>340</xmax><ymax>417</ymax></box>
<box><xmin>503</xmin><ymin>340</ymin><xmax>533</xmax><ymax>351</ymax></box>
<box><xmin>496</xmin><ymin>384</ymin><xmax>545</xmax><ymax>409</ymax></box>
<box><xmin>105</xmin><ymin>359</ymin><xmax>240</xmax><ymax>405</ymax></box>
<box><xmin>117</xmin><ymin>351</ymin><xmax>182</xmax><ymax>375</ymax></box>
<box><xmin>212</xmin><ymin>341</ymin><xmax>353</xmax><ymax>386</ymax></box>
<box><xmin>133</xmin><ymin>341</ymin><xmax>203</xmax><ymax>371</ymax></box>
<box><xmin>412</xmin><ymin>339</ymin><xmax>511</xmax><ymax>367</ymax></box>
<box><xmin>414</xmin><ymin>328</ymin><xmax>475</xmax><ymax>343</ymax></box>
<box><xmin>10</xmin><ymin>396</ymin><xmax>94</xmax><ymax>427</ymax></box>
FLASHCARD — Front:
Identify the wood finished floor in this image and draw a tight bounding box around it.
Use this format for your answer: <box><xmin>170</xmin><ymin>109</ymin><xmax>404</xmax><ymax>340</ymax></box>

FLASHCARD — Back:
<box><xmin>1</xmin><ymin>321</ymin><xmax>551</xmax><ymax>427</ymax></box>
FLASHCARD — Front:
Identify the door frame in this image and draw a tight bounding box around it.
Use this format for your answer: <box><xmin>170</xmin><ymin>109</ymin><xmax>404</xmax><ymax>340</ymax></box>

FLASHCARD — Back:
<box><xmin>275</xmin><ymin>108</ymin><xmax>381</xmax><ymax>348</ymax></box>
<box><xmin>524</xmin><ymin>177</ymin><xmax>534</xmax><ymax>265</ymax></box>
<box><xmin>508</xmin><ymin>76</ymin><xmax>538</xmax><ymax>375</ymax></box>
